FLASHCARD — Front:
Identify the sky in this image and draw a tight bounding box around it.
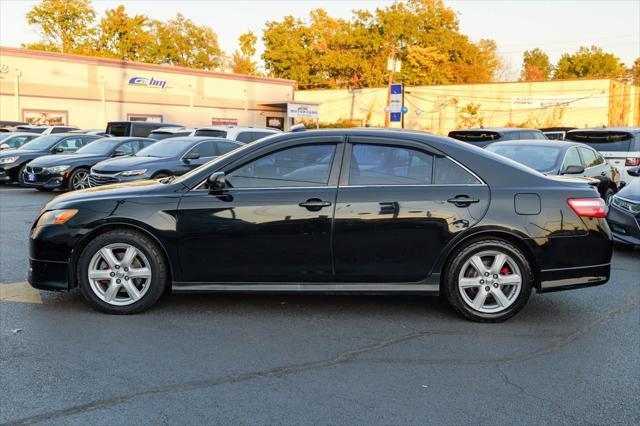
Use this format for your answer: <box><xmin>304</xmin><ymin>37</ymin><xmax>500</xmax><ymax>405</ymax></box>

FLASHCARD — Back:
<box><xmin>1</xmin><ymin>0</ymin><xmax>639</xmax><ymax>78</ymax></box>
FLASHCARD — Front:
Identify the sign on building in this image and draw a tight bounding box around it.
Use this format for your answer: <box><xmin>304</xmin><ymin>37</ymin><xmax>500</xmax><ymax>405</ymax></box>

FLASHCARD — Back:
<box><xmin>389</xmin><ymin>83</ymin><xmax>403</xmax><ymax>122</ymax></box>
<box><xmin>212</xmin><ymin>118</ymin><xmax>238</xmax><ymax>126</ymax></box>
<box><xmin>287</xmin><ymin>103</ymin><xmax>319</xmax><ymax>119</ymax></box>
<box><xmin>128</xmin><ymin>76</ymin><xmax>167</xmax><ymax>90</ymax></box>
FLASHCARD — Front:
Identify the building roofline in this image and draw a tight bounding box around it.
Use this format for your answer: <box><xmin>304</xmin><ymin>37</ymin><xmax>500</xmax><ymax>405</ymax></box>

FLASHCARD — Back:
<box><xmin>0</xmin><ymin>46</ymin><xmax>296</xmax><ymax>87</ymax></box>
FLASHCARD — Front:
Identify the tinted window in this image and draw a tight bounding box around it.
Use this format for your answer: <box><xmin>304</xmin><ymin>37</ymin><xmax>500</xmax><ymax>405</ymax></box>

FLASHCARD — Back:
<box><xmin>149</xmin><ymin>131</ymin><xmax>190</xmax><ymax>140</ymax></box>
<box><xmin>19</xmin><ymin>135</ymin><xmax>62</xmax><ymax>151</ymax></box>
<box><xmin>76</xmin><ymin>138</ymin><xmax>117</xmax><ymax>155</ymax></box>
<box><xmin>236</xmin><ymin>132</ymin><xmax>256</xmax><ymax>143</ymax></box>
<box><xmin>106</xmin><ymin>123</ymin><xmax>130</xmax><ymax>136</ymax></box>
<box><xmin>136</xmin><ymin>139</ymin><xmax>189</xmax><ymax>158</ymax></box>
<box><xmin>57</xmin><ymin>137</ymin><xmax>87</xmax><ymax>152</ymax></box>
<box><xmin>51</xmin><ymin>127</ymin><xmax>73</xmax><ymax>133</ymax></box>
<box><xmin>228</xmin><ymin>144</ymin><xmax>336</xmax><ymax>188</ymax></box>
<box><xmin>349</xmin><ymin>144</ymin><xmax>433</xmax><ymax>185</ymax></box>
<box><xmin>194</xmin><ymin>129</ymin><xmax>227</xmax><ymax>138</ymax></box>
<box><xmin>449</xmin><ymin>131</ymin><xmax>500</xmax><ymax>142</ymax></box>
<box><xmin>566</xmin><ymin>131</ymin><xmax>635</xmax><ymax>152</ymax></box>
<box><xmin>562</xmin><ymin>147</ymin><xmax>582</xmax><ymax>169</ymax></box>
<box><xmin>486</xmin><ymin>145</ymin><xmax>561</xmax><ymax>173</ymax></box>
<box><xmin>578</xmin><ymin>147</ymin><xmax>599</xmax><ymax>168</ymax></box>
<box><xmin>434</xmin><ymin>157</ymin><xmax>481</xmax><ymax>184</ymax></box>
<box><xmin>17</xmin><ymin>127</ymin><xmax>46</xmax><ymax>134</ymax></box>
<box><xmin>189</xmin><ymin>141</ymin><xmax>216</xmax><ymax>158</ymax></box>
<box><xmin>132</xmin><ymin>126</ymin><xmax>152</xmax><ymax>137</ymax></box>
<box><xmin>4</xmin><ymin>135</ymin><xmax>35</xmax><ymax>148</ymax></box>
<box><xmin>216</xmin><ymin>141</ymin><xmax>241</xmax><ymax>155</ymax></box>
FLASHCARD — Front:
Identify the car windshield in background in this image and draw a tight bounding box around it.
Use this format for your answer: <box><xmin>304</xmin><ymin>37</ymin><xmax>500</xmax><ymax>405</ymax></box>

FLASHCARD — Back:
<box><xmin>106</xmin><ymin>123</ymin><xmax>129</xmax><ymax>137</ymax></box>
<box><xmin>486</xmin><ymin>144</ymin><xmax>562</xmax><ymax>173</ymax></box>
<box><xmin>566</xmin><ymin>131</ymin><xmax>635</xmax><ymax>152</ymax></box>
<box><xmin>136</xmin><ymin>139</ymin><xmax>188</xmax><ymax>158</ymax></box>
<box><xmin>18</xmin><ymin>135</ymin><xmax>61</xmax><ymax>151</ymax></box>
<box><xmin>75</xmin><ymin>138</ymin><xmax>115</xmax><ymax>155</ymax></box>
<box><xmin>449</xmin><ymin>131</ymin><xmax>501</xmax><ymax>143</ymax></box>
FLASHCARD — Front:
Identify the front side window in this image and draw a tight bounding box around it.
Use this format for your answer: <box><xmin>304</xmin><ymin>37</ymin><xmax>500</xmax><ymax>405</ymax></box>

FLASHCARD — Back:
<box><xmin>434</xmin><ymin>157</ymin><xmax>481</xmax><ymax>184</ymax></box>
<box><xmin>349</xmin><ymin>144</ymin><xmax>433</xmax><ymax>185</ymax></box>
<box><xmin>227</xmin><ymin>144</ymin><xmax>336</xmax><ymax>188</ymax></box>
<box><xmin>56</xmin><ymin>137</ymin><xmax>87</xmax><ymax>152</ymax></box>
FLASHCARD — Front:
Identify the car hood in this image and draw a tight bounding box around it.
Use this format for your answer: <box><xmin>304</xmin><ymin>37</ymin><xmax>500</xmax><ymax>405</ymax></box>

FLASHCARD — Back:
<box><xmin>0</xmin><ymin>148</ymin><xmax>46</xmax><ymax>158</ymax></box>
<box><xmin>29</xmin><ymin>153</ymin><xmax>104</xmax><ymax>167</ymax></box>
<box><xmin>617</xmin><ymin>178</ymin><xmax>640</xmax><ymax>201</ymax></box>
<box><xmin>92</xmin><ymin>156</ymin><xmax>170</xmax><ymax>172</ymax></box>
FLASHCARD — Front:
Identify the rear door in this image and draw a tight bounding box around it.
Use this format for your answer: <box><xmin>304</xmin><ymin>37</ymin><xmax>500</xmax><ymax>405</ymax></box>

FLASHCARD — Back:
<box><xmin>332</xmin><ymin>136</ymin><xmax>490</xmax><ymax>283</ymax></box>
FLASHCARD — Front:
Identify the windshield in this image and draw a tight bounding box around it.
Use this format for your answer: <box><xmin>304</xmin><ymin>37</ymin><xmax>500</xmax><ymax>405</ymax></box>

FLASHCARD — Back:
<box><xmin>173</xmin><ymin>142</ymin><xmax>256</xmax><ymax>184</ymax></box>
<box><xmin>135</xmin><ymin>139</ymin><xmax>190</xmax><ymax>158</ymax></box>
<box><xmin>19</xmin><ymin>135</ymin><xmax>62</xmax><ymax>151</ymax></box>
<box><xmin>75</xmin><ymin>138</ymin><xmax>115</xmax><ymax>155</ymax></box>
<box><xmin>486</xmin><ymin>144</ymin><xmax>562</xmax><ymax>173</ymax></box>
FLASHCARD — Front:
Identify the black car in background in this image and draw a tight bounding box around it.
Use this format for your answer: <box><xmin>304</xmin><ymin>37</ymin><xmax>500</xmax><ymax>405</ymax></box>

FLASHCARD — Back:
<box><xmin>0</xmin><ymin>132</ymin><xmax>40</xmax><ymax>150</ymax></box>
<box><xmin>21</xmin><ymin>137</ymin><xmax>155</xmax><ymax>191</ymax></box>
<box><xmin>29</xmin><ymin>129</ymin><xmax>612</xmax><ymax>321</ymax></box>
<box><xmin>448</xmin><ymin>127</ymin><xmax>547</xmax><ymax>148</ymax></box>
<box><xmin>486</xmin><ymin>140</ymin><xmax>619</xmax><ymax>202</ymax></box>
<box><xmin>0</xmin><ymin>133</ymin><xmax>101</xmax><ymax>184</ymax></box>
<box><xmin>105</xmin><ymin>121</ymin><xmax>183</xmax><ymax>138</ymax></box>
<box><xmin>607</xmin><ymin>167</ymin><xmax>640</xmax><ymax>247</ymax></box>
<box><xmin>89</xmin><ymin>137</ymin><xmax>242</xmax><ymax>187</ymax></box>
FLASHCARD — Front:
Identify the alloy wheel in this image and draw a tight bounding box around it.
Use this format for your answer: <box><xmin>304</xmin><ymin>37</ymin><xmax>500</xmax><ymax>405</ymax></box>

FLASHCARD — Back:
<box><xmin>457</xmin><ymin>250</ymin><xmax>522</xmax><ymax>314</ymax></box>
<box><xmin>72</xmin><ymin>170</ymin><xmax>90</xmax><ymax>190</ymax></box>
<box><xmin>87</xmin><ymin>243</ymin><xmax>152</xmax><ymax>306</ymax></box>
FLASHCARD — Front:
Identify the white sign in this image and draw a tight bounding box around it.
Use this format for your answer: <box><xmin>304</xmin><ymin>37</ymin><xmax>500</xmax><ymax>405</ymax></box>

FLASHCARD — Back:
<box><xmin>287</xmin><ymin>103</ymin><xmax>319</xmax><ymax>119</ymax></box>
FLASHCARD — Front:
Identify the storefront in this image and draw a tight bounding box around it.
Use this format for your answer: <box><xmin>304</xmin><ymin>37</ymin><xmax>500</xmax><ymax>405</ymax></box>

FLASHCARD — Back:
<box><xmin>0</xmin><ymin>46</ymin><xmax>315</xmax><ymax>130</ymax></box>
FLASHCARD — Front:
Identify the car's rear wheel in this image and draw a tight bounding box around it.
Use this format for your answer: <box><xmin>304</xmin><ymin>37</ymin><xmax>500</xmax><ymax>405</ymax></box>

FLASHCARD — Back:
<box><xmin>77</xmin><ymin>229</ymin><xmax>168</xmax><ymax>314</ymax></box>
<box><xmin>604</xmin><ymin>188</ymin><xmax>615</xmax><ymax>206</ymax></box>
<box><xmin>444</xmin><ymin>239</ymin><xmax>532</xmax><ymax>322</ymax></box>
<box><xmin>68</xmin><ymin>168</ymin><xmax>90</xmax><ymax>191</ymax></box>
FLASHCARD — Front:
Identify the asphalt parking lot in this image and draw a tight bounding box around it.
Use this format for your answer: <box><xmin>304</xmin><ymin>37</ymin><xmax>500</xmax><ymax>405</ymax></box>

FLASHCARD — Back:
<box><xmin>1</xmin><ymin>185</ymin><xmax>638</xmax><ymax>425</ymax></box>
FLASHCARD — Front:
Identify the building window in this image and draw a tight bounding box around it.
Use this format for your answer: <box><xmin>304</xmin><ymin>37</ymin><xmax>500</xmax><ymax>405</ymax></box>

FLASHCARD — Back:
<box><xmin>22</xmin><ymin>109</ymin><xmax>68</xmax><ymax>125</ymax></box>
<box><xmin>126</xmin><ymin>114</ymin><xmax>163</xmax><ymax>123</ymax></box>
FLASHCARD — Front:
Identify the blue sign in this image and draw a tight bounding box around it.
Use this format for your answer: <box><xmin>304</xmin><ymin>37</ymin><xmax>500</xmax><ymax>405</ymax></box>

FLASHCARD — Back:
<box><xmin>390</xmin><ymin>113</ymin><xmax>402</xmax><ymax>122</ymax></box>
<box><xmin>389</xmin><ymin>83</ymin><xmax>403</xmax><ymax>122</ymax></box>
<box><xmin>128</xmin><ymin>76</ymin><xmax>167</xmax><ymax>90</ymax></box>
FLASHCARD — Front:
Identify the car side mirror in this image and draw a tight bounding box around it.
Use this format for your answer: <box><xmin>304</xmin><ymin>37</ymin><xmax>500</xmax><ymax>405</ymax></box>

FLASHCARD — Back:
<box><xmin>206</xmin><ymin>172</ymin><xmax>226</xmax><ymax>192</ymax></box>
<box><xmin>112</xmin><ymin>150</ymin><xmax>127</xmax><ymax>157</ymax></box>
<box><xmin>561</xmin><ymin>165</ymin><xmax>584</xmax><ymax>175</ymax></box>
<box><xmin>53</xmin><ymin>146</ymin><xmax>64</xmax><ymax>153</ymax></box>
<box><xmin>183</xmin><ymin>152</ymin><xmax>200</xmax><ymax>162</ymax></box>
<box><xmin>627</xmin><ymin>166</ymin><xmax>640</xmax><ymax>177</ymax></box>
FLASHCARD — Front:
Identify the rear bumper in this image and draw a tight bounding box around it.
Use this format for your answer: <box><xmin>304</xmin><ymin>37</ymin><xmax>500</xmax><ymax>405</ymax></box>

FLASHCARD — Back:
<box><xmin>28</xmin><ymin>258</ymin><xmax>70</xmax><ymax>291</ymax></box>
<box><xmin>538</xmin><ymin>263</ymin><xmax>610</xmax><ymax>293</ymax></box>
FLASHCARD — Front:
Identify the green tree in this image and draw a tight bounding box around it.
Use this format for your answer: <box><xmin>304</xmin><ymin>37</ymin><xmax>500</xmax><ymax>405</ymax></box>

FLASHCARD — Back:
<box><xmin>96</xmin><ymin>5</ymin><xmax>155</xmax><ymax>62</ymax></box>
<box><xmin>554</xmin><ymin>46</ymin><xmax>626</xmax><ymax>79</ymax></box>
<box><xmin>521</xmin><ymin>48</ymin><xmax>552</xmax><ymax>81</ymax></box>
<box><xmin>230</xmin><ymin>31</ymin><xmax>259</xmax><ymax>75</ymax></box>
<box><xmin>24</xmin><ymin>0</ymin><xmax>95</xmax><ymax>53</ymax></box>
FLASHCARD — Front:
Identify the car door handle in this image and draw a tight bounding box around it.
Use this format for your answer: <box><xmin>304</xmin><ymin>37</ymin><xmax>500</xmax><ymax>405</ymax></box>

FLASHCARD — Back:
<box><xmin>447</xmin><ymin>195</ymin><xmax>480</xmax><ymax>207</ymax></box>
<box><xmin>299</xmin><ymin>198</ymin><xmax>332</xmax><ymax>211</ymax></box>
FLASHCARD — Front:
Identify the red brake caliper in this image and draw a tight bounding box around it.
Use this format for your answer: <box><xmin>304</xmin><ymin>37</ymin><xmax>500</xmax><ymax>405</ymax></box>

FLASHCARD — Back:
<box><xmin>500</xmin><ymin>267</ymin><xmax>510</xmax><ymax>276</ymax></box>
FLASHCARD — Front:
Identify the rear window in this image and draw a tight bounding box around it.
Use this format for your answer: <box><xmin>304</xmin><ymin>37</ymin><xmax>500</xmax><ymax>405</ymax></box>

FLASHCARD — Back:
<box><xmin>106</xmin><ymin>123</ymin><xmax>130</xmax><ymax>137</ymax></box>
<box><xmin>194</xmin><ymin>129</ymin><xmax>227</xmax><ymax>138</ymax></box>
<box><xmin>17</xmin><ymin>126</ymin><xmax>46</xmax><ymax>134</ymax></box>
<box><xmin>448</xmin><ymin>131</ymin><xmax>501</xmax><ymax>143</ymax></box>
<box><xmin>565</xmin><ymin>131</ymin><xmax>637</xmax><ymax>152</ymax></box>
<box><xmin>486</xmin><ymin>145</ymin><xmax>562</xmax><ymax>173</ymax></box>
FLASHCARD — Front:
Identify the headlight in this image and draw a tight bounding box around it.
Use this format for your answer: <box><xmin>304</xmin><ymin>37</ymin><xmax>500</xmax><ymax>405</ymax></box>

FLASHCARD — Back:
<box><xmin>0</xmin><ymin>155</ymin><xmax>19</xmax><ymax>164</ymax></box>
<box><xmin>119</xmin><ymin>169</ymin><xmax>147</xmax><ymax>176</ymax></box>
<box><xmin>34</xmin><ymin>209</ymin><xmax>78</xmax><ymax>229</ymax></box>
<box><xmin>44</xmin><ymin>165</ymin><xmax>70</xmax><ymax>174</ymax></box>
<box><xmin>612</xmin><ymin>196</ymin><xmax>640</xmax><ymax>214</ymax></box>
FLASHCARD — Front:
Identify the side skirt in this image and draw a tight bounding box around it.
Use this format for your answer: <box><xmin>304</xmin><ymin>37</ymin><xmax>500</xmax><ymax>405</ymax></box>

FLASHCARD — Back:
<box><xmin>172</xmin><ymin>282</ymin><xmax>440</xmax><ymax>295</ymax></box>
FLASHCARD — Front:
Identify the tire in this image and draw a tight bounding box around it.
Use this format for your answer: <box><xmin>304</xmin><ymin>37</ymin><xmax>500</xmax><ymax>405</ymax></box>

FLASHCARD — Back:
<box><xmin>604</xmin><ymin>188</ymin><xmax>615</xmax><ymax>206</ymax></box>
<box><xmin>67</xmin><ymin>168</ymin><xmax>90</xmax><ymax>191</ymax></box>
<box><xmin>77</xmin><ymin>229</ymin><xmax>168</xmax><ymax>314</ymax></box>
<box><xmin>443</xmin><ymin>239</ymin><xmax>533</xmax><ymax>322</ymax></box>
<box><xmin>17</xmin><ymin>163</ymin><xmax>27</xmax><ymax>186</ymax></box>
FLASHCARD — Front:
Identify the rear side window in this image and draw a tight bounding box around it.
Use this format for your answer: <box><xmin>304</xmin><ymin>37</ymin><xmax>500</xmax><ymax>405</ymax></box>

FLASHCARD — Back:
<box><xmin>189</xmin><ymin>141</ymin><xmax>216</xmax><ymax>158</ymax></box>
<box><xmin>566</xmin><ymin>131</ymin><xmax>636</xmax><ymax>152</ymax></box>
<box><xmin>131</xmin><ymin>126</ymin><xmax>153</xmax><ymax>137</ymax></box>
<box><xmin>349</xmin><ymin>144</ymin><xmax>433</xmax><ymax>185</ymax></box>
<box><xmin>194</xmin><ymin>129</ymin><xmax>227</xmax><ymax>138</ymax></box>
<box><xmin>434</xmin><ymin>157</ymin><xmax>481</xmax><ymax>184</ymax></box>
<box><xmin>216</xmin><ymin>141</ymin><xmax>241</xmax><ymax>155</ymax></box>
<box><xmin>578</xmin><ymin>147</ymin><xmax>602</xmax><ymax>168</ymax></box>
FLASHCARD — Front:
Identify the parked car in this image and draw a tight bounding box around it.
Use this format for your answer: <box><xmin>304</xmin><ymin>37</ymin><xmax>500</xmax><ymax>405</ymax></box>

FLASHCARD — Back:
<box><xmin>89</xmin><ymin>137</ymin><xmax>242</xmax><ymax>187</ymax></box>
<box><xmin>193</xmin><ymin>125</ymin><xmax>281</xmax><ymax>142</ymax></box>
<box><xmin>68</xmin><ymin>129</ymin><xmax>111</xmax><ymax>136</ymax></box>
<box><xmin>0</xmin><ymin>133</ymin><xmax>101</xmax><ymax>184</ymax></box>
<box><xmin>565</xmin><ymin>127</ymin><xmax>640</xmax><ymax>186</ymax></box>
<box><xmin>0</xmin><ymin>132</ymin><xmax>40</xmax><ymax>151</ymax></box>
<box><xmin>148</xmin><ymin>127</ymin><xmax>196</xmax><ymax>140</ymax></box>
<box><xmin>105</xmin><ymin>121</ymin><xmax>183</xmax><ymax>138</ymax></box>
<box><xmin>448</xmin><ymin>127</ymin><xmax>547</xmax><ymax>148</ymax></box>
<box><xmin>486</xmin><ymin>140</ymin><xmax>619</xmax><ymax>203</ymax></box>
<box><xmin>21</xmin><ymin>137</ymin><xmax>155</xmax><ymax>191</ymax></box>
<box><xmin>607</xmin><ymin>166</ymin><xmax>640</xmax><ymax>247</ymax></box>
<box><xmin>13</xmin><ymin>125</ymin><xmax>80</xmax><ymax>134</ymax></box>
<box><xmin>0</xmin><ymin>120</ymin><xmax>28</xmax><ymax>131</ymax></box>
<box><xmin>29</xmin><ymin>129</ymin><xmax>612</xmax><ymax>321</ymax></box>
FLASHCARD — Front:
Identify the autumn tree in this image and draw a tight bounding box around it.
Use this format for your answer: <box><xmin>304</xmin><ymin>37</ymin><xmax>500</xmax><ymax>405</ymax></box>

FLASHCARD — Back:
<box><xmin>631</xmin><ymin>57</ymin><xmax>640</xmax><ymax>85</ymax></box>
<box><xmin>521</xmin><ymin>48</ymin><xmax>552</xmax><ymax>81</ymax></box>
<box><xmin>230</xmin><ymin>31</ymin><xmax>259</xmax><ymax>75</ymax></box>
<box><xmin>24</xmin><ymin>0</ymin><xmax>95</xmax><ymax>53</ymax></box>
<box><xmin>96</xmin><ymin>5</ymin><xmax>155</xmax><ymax>62</ymax></box>
<box><xmin>554</xmin><ymin>46</ymin><xmax>626</xmax><ymax>79</ymax></box>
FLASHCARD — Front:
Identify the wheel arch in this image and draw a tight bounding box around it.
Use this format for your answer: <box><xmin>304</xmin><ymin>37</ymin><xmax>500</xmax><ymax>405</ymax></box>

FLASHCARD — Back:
<box><xmin>151</xmin><ymin>170</ymin><xmax>172</xmax><ymax>178</ymax></box>
<box><xmin>68</xmin><ymin>222</ymin><xmax>174</xmax><ymax>290</ymax></box>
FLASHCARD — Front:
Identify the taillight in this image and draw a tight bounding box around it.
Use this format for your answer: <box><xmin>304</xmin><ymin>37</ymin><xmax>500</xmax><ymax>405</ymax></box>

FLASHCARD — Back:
<box><xmin>625</xmin><ymin>157</ymin><xmax>640</xmax><ymax>166</ymax></box>
<box><xmin>567</xmin><ymin>198</ymin><xmax>607</xmax><ymax>218</ymax></box>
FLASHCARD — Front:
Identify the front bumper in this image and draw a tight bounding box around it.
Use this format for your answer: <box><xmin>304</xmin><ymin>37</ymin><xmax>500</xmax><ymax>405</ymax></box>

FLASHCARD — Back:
<box><xmin>607</xmin><ymin>205</ymin><xmax>640</xmax><ymax>246</ymax></box>
<box><xmin>538</xmin><ymin>263</ymin><xmax>610</xmax><ymax>293</ymax></box>
<box><xmin>28</xmin><ymin>258</ymin><xmax>70</xmax><ymax>291</ymax></box>
<box><xmin>0</xmin><ymin>163</ymin><xmax>21</xmax><ymax>182</ymax></box>
<box><xmin>21</xmin><ymin>170</ymin><xmax>66</xmax><ymax>188</ymax></box>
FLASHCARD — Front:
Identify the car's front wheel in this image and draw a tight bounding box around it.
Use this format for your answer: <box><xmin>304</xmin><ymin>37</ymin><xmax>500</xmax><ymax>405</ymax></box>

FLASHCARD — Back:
<box><xmin>68</xmin><ymin>168</ymin><xmax>90</xmax><ymax>191</ymax></box>
<box><xmin>77</xmin><ymin>229</ymin><xmax>168</xmax><ymax>314</ymax></box>
<box><xmin>444</xmin><ymin>239</ymin><xmax>533</xmax><ymax>322</ymax></box>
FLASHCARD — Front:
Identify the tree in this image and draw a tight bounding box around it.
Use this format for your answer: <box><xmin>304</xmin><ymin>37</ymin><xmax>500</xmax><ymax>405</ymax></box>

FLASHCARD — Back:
<box><xmin>230</xmin><ymin>31</ymin><xmax>259</xmax><ymax>75</ymax></box>
<box><xmin>96</xmin><ymin>5</ymin><xmax>155</xmax><ymax>62</ymax></box>
<box><xmin>521</xmin><ymin>48</ymin><xmax>552</xmax><ymax>81</ymax></box>
<box><xmin>554</xmin><ymin>46</ymin><xmax>626</xmax><ymax>79</ymax></box>
<box><xmin>631</xmin><ymin>57</ymin><xmax>640</xmax><ymax>85</ymax></box>
<box><xmin>24</xmin><ymin>0</ymin><xmax>95</xmax><ymax>53</ymax></box>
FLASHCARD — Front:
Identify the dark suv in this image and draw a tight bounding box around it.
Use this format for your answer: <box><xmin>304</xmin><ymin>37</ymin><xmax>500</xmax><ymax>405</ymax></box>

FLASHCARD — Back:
<box><xmin>449</xmin><ymin>128</ymin><xmax>547</xmax><ymax>148</ymax></box>
<box><xmin>106</xmin><ymin>121</ymin><xmax>183</xmax><ymax>138</ymax></box>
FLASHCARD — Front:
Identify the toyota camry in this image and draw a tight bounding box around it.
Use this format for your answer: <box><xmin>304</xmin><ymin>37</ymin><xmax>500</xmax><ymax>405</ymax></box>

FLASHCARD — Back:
<box><xmin>28</xmin><ymin>129</ymin><xmax>613</xmax><ymax>322</ymax></box>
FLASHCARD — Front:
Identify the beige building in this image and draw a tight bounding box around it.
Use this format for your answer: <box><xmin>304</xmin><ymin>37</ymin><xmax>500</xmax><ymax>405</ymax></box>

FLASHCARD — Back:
<box><xmin>0</xmin><ymin>46</ymin><xmax>302</xmax><ymax>130</ymax></box>
<box><xmin>295</xmin><ymin>78</ymin><xmax>640</xmax><ymax>134</ymax></box>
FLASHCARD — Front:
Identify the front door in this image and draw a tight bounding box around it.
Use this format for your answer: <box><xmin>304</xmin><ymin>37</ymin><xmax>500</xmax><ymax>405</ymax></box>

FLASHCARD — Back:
<box><xmin>332</xmin><ymin>137</ymin><xmax>490</xmax><ymax>282</ymax></box>
<box><xmin>176</xmin><ymin>137</ymin><xmax>344</xmax><ymax>283</ymax></box>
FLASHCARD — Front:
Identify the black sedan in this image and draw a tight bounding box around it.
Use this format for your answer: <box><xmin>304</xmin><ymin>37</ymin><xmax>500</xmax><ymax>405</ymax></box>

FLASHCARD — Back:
<box><xmin>0</xmin><ymin>133</ymin><xmax>101</xmax><ymax>184</ymax></box>
<box><xmin>21</xmin><ymin>137</ymin><xmax>155</xmax><ymax>191</ymax></box>
<box><xmin>88</xmin><ymin>137</ymin><xmax>242</xmax><ymax>187</ymax></box>
<box><xmin>607</xmin><ymin>167</ymin><xmax>640</xmax><ymax>246</ymax></box>
<box><xmin>28</xmin><ymin>129</ymin><xmax>612</xmax><ymax>322</ymax></box>
<box><xmin>486</xmin><ymin>140</ymin><xmax>619</xmax><ymax>202</ymax></box>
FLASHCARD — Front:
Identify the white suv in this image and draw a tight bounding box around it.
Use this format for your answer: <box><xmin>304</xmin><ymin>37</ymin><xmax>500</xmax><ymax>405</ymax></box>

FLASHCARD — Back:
<box><xmin>193</xmin><ymin>126</ymin><xmax>281</xmax><ymax>143</ymax></box>
<box><xmin>14</xmin><ymin>125</ymin><xmax>80</xmax><ymax>135</ymax></box>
